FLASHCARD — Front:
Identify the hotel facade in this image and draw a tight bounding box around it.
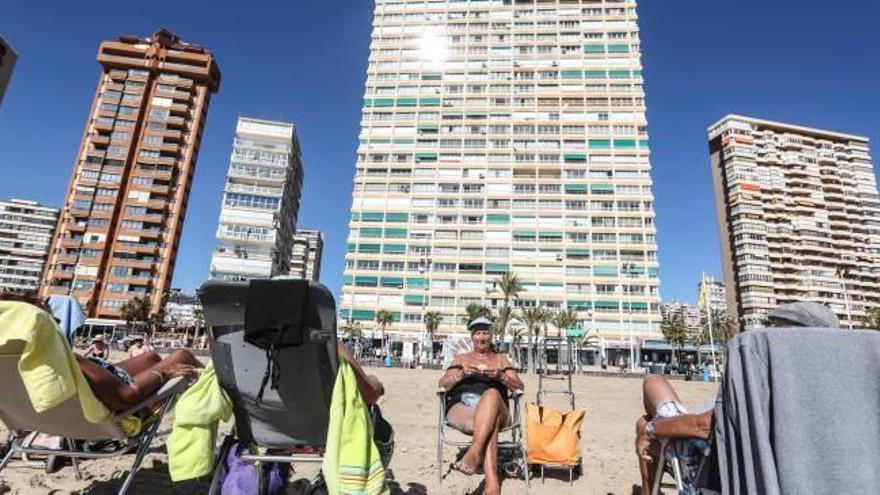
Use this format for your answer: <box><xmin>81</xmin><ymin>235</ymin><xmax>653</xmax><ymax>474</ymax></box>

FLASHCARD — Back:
<box><xmin>209</xmin><ymin>117</ymin><xmax>303</xmax><ymax>281</ymax></box>
<box><xmin>40</xmin><ymin>29</ymin><xmax>220</xmax><ymax>318</ymax></box>
<box><xmin>0</xmin><ymin>199</ymin><xmax>59</xmax><ymax>295</ymax></box>
<box><xmin>708</xmin><ymin>115</ymin><xmax>880</xmax><ymax>329</ymax></box>
<box><xmin>341</xmin><ymin>0</ymin><xmax>661</xmax><ymax>342</ymax></box>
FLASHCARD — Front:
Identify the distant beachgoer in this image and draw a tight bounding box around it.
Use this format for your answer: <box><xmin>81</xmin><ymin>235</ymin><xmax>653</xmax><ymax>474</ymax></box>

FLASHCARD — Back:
<box><xmin>84</xmin><ymin>335</ymin><xmax>110</xmax><ymax>361</ymax></box>
<box><xmin>128</xmin><ymin>336</ymin><xmax>153</xmax><ymax>359</ymax></box>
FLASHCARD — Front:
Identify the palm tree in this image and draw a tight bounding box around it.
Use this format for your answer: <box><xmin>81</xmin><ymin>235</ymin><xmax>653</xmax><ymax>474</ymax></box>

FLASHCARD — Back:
<box><xmin>860</xmin><ymin>307</ymin><xmax>880</xmax><ymax>331</ymax></box>
<box><xmin>120</xmin><ymin>296</ymin><xmax>152</xmax><ymax>334</ymax></box>
<box><xmin>508</xmin><ymin>323</ymin><xmax>525</xmax><ymax>367</ymax></box>
<box><xmin>463</xmin><ymin>303</ymin><xmax>493</xmax><ymax>326</ymax></box>
<box><xmin>517</xmin><ymin>307</ymin><xmax>550</xmax><ymax>373</ymax></box>
<box><xmin>192</xmin><ymin>307</ymin><xmax>206</xmax><ymax>345</ymax></box>
<box><xmin>341</xmin><ymin>320</ymin><xmax>363</xmax><ymax>340</ymax></box>
<box><xmin>375</xmin><ymin>309</ymin><xmax>394</xmax><ymax>349</ymax></box>
<box><xmin>493</xmin><ymin>306</ymin><xmax>514</xmax><ymax>353</ymax></box>
<box><xmin>496</xmin><ymin>272</ymin><xmax>524</xmax><ymax>357</ymax></box>
<box><xmin>424</xmin><ymin>311</ymin><xmax>442</xmax><ymax>362</ymax></box>
<box><xmin>551</xmin><ymin>308</ymin><xmax>580</xmax><ymax>338</ymax></box>
<box><xmin>661</xmin><ymin>312</ymin><xmax>688</xmax><ymax>362</ymax></box>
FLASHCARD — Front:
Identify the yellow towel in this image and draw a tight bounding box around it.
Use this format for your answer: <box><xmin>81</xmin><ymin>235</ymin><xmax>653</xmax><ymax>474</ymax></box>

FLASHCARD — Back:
<box><xmin>167</xmin><ymin>361</ymin><xmax>232</xmax><ymax>481</ymax></box>
<box><xmin>322</xmin><ymin>359</ymin><xmax>389</xmax><ymax>495</ymax></box>
<box><xmin>0</xmin><ymin>301</ymin><xmax>111</xmax><ymax>424</ymax></box>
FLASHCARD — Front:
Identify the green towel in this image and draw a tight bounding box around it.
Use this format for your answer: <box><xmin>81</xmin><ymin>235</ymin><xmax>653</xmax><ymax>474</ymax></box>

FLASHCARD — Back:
<box><xmin>0</xmin><ymin>301</ymin><xmax>111</xmax><ymax>424</ymax></box>
<box><xmin>167</xmin><ymin>361</ymin><xmax>232</xmax><ymax>481</ymax></box>
<box><xmin>322</xmin><ymin>359</ymin><xmax>389</xmax><ymax>495</ymax></box>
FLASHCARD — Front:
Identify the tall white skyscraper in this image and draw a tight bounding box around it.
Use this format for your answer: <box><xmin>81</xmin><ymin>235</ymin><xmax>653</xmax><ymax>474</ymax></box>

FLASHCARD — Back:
<box><xmin>0</xmin><ymin>199</ymin><xmax>58</xmax><ymax>294</ymax></box>
<box><xmin>290</xmin><ymin>229</ymin><xmax>324</xmax><ymax>281</ymax></box>
<box><xmin>209</xmin><ymin>117</ymin><xmax>303</xmax><ymax>281</ymax></box>
<box><xmin>342</xmin><ymin>0</ymin><xmax>661</xmax><ymax>344</ymax></box>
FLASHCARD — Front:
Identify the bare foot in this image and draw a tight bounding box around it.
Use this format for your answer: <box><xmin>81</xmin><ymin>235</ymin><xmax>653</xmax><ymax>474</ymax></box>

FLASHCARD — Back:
<box><xmin>452</xmin><ymin>450</ymin><xmax>482</xmax><ymax>476</ymax></box>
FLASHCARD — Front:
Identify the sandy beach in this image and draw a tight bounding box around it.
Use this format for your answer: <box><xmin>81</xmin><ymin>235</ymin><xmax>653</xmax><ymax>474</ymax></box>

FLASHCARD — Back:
<box><xmin>0</xmin><ymin>368</ymin><xmax>716</xmax><ymax>494</ymax></box>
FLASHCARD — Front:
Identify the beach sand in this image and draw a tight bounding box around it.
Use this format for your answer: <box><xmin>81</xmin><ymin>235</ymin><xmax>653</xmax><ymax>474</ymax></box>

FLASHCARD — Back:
<box><xmin>0</xmin><ymin>368</ymin><xmax>716</xmax><ymax>494</ymax></box>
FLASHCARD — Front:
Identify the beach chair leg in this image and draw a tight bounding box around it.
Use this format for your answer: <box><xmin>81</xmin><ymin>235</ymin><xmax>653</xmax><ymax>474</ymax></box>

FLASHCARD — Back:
<box><xmin>541</xmin><ymin>464</ymin><xmax>545</xmax><ymax>484</ymax></box>
<box><xmin>0</xmin><ymin>440</ymin><xmax>15</xmax><ymax>474</ymax></box>
<box><xmin>671</xmin><ymin>457</ymin><xmax>684</xmax><ymax>492</ymax></box>
<box><xmin>521</xmin><ymin>449</ymin><xmax>530</xmax><ymax>488</ymax></box>
<box><xmin>118</xmin><ymin>396</ymin><xmax>173</xmax><ymax>495</ymax></box>
<box><xmin>66</xmin><ymin>438</ymin><xmax>83</xmax><ymax>481</ymax></box>
<box><xmin>651</xmin><ymin>442</ymin><xmax>666</xmax><ymax>495</ymax></box>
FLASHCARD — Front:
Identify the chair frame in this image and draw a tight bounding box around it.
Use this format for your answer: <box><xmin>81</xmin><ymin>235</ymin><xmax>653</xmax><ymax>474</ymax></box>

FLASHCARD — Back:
<box><xmin>651</xmin><ymin>437</ymin><xmax>716</xmax><ymax>495</ymax></box>
<box><xmin>0</xmin><ymin>376</ymin><xmax>189</xmax><ymax>495</ymax></box>
<box><xmin>436</xmin><ymin>387</ymin><xmax>530</xmax><ymax>488</ymax></box>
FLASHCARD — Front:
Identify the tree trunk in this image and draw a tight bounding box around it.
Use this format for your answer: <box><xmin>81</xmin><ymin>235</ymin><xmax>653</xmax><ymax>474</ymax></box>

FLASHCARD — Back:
<box><xmin>526</xmin><ymin>332</ymin><xmax>533</xmax><ymax>374</ymax></box>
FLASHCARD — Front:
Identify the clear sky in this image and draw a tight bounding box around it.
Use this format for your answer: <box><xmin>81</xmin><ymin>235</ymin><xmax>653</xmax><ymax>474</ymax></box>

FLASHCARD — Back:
<box><xmin>1</xmin><ymin>0</ymin><xmax>877</xmax><ymax>305</ymax></box>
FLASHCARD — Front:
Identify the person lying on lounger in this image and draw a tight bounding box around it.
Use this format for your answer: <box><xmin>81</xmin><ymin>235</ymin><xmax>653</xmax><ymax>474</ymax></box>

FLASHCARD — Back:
<box><xmin>438</xmin><ymin>316</ymin><xmax>524</xmax><ymax>495</ymax></box>
<box><xmin>1</xmin><ymin>292</ymin><xmax>203</xmax><ymax>413</ymax></box>
<box><xmin>633</xmin><ymin>302</ymin><xmax>841</xmax><ymax>495</ymax></box>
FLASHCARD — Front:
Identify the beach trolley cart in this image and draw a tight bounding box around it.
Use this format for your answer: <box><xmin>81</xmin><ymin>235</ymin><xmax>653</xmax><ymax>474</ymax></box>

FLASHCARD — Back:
<box><xmin>526</xmin><ymin>337</ymin><xmax>585</xmax><ymax>484</ymax></box>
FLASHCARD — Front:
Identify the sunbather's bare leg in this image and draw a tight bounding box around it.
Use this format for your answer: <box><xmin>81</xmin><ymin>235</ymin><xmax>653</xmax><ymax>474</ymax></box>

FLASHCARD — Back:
<box><xmin>453</xmin><ymin>388</ymin><xmax>509</xmax><ymax>476</ymax></box>
<box><xmin>114</xmin><ymin>351</ymin><xmax>161</xmax><ymax>375</ymax></box>
<box><xmin>642</xmin><ymin>374</ymin><xmax>681</xmax><ymax>418</ymax></box>
<box><xmin>636</xmin><ymin>415</ymin><xmax>660</xmax><ymax>495</ymax></box>
<box><xmin>446</xmin><ymin>403</ymin><xmax>476</xmax><ymax>433</ymax></box>
<box><xmin>483</xmin><ymin>414</ymin><xmax>503</xmax><ymax>495</ymax></box>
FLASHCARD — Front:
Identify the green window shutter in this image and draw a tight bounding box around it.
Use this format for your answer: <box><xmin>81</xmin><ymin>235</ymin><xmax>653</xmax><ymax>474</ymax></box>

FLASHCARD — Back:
<box><xmin>563</xmin><ymin>153</ymin><xmax>587</xmax><ymax>160</ymax></box>
<box><xmin>354</xmin><ymin>276</ymin><xmax>378</xmax><ymax>287</ymax></box>
<box><xmin>393</xmin><ymin>138</ymin><xmax>414</xmax><ymax>144</ymax></box>
<box><xmin>595</xmin><ymin>301</ymin><xmax>620</xmax><ymax>310</ymax></box>
<box><xmin>593</xmin><ymin>266</ymin><xmax>619</xmax><ymax>276</ymax></box>
<box><xmin>419</xmin><ymin>97</ymin><xmax>441</xmax><ymax>106</ymax></box>
<box><xmin>350</xmin><ymin>212</ymin><xmax>361</xmax><ymax>221</ymax></box>
<box><xmin>360</xmin><ymin>227</ymin><xmax>382</xmax><ymax>238</ymax></box>
<box><xmin>383</xmin><ymin>244</ymin><xmax>406</xmax><ymax>254</ymax></box>
<box><xmin>648</xmin><ymin>267</ymin><xmax>659</xmax><ymax>277</ymax></box>
<box><xmin>363</xmin><ymin>99</ymin><xmax>373</xmax><ymax>107</ymax></box>
<box><xmin>588</xmin><ymin>139</ymin><xmax>612</xmax><ymax>149</ymax></box>
<box><xmin>585</xmin><ymin>70</ymin><xmax>607</xmax><ymax>79</ymax></box>
<box><xmin>607</xmin><ymin>44</ymin><xmax>630</xmax><ymax>53</ymax></box>
<box><xmin>567</xmin><ymin>301</ymin><xmax>591</xmax><ymax>310</ymax></box>
<box><xmin>633</xmin><ymin>70</ymin><xmax>643</xmax><ymax>77</ymax></box>
<box><xmin>567</xmin><ymin>248</ymin><xmax>590</xmax><ymax>255</ymax></box>
<box><xmin>384</xmin><ymin>228</ymin><xmax>407</xmax><ymax>238</ymax></box>
<box><xmin>343</xmin><ymin>275</ymin><xmax>353</xmax><ymax>286</ymax></box>
<box><xmin>380</xmin><ymin>277</ymin><xmax>404</xmax><ymax>288</ymax></box>
<box><xmin>406</xmin><ymin>277</ymin><xmax>427</xmax><ymax>288</ymax></box>
<box><xmin>415</xmin><ymin>152</ymin><xmax>437</xmax><ymax>159</ymax></box>
<box><xmin>346</xmin><ymin>243</ymin><xmax>356</xmax><ymax>253</ymax></box>
<box><xmin>584</xmin><ymin>44</ymin><xmax>605</xmax><ymax>53</ymax></box>
<box><xmin>352</xmin><ymin>309</ymin><xmax>375</xmax><ymax>321</ymax></box>
<box><xmin>404</xmin><ymin>294</ymin><xmax>427</xmax><ymax>304</ymax></box>
<box><xmin>513</xmin><ymin>230</ymin><xmax>537</xmax><ymax>238</ymax></box>
<box><xmin>385</xmin><ymin>212</ymin><xmax>408</xmax><ymax>222</ymax></box>
<box><xmin>486</xmin><ymin>214</ymin><xmax>511</xmax><ymax>224</ymax></box>
<box><xmin>422</xmin><ymin>72</ymin><xmax>442</xmax><ymax>80</ymax></box>
<box><xmin>358</xmin><ymin>243</ymin><xmax>381</xmax><ymax>254</ymax></box>
<box><xmin>609</xmin><ymin>70</ymin><xmax>630</xmax><ymax>79</ymax></box>
<box><xmin>485</xmin><ymin>263</ymin><xmax>510</xmax><ymax>273</ymax></box>
<box><xmin>561</xmin><ymin>70</ymin><xmax>582</xmax><ymax>78</ymax></box>
<box><xmin>564</xmin><ymin>184</ymin><xmax>588</xmax><ymax>193</ymax></box>
<box><xmin>370</xmin><ymin>139</ymin><xmax>391</xmax><ymax>144</ymax></box>
<box><xmin>614</xmin><ymin>139</ymin><xmax>637</xmax><ymax>148</ymax></box>
<box><xmin>418</xmin><ymin>124</ymin><xmax>439</xmax><ymax>131</ymax></box>
<box><xmin>542</xmin><ymin>282</ymin><xmax>563</xmax><ymax>287</ymax></box>
<box><xmin>340</xmin><ymin>308</ymin><xmax>351</xmax><ymax>319</ymax></box>
<box><xmin>639</xmin><ymin>139</ymin><xmax>650</xmax><ymax>148</ymax></box>
<box><xmin>538</xmin><ymin>231</ymin><xmax>563</xmax><ymax>239</ymax></box>
<box><xmin>627</xmin><ymin>302</ymin><xmax>648</xmax><ymax>310</ymax></box>
<box><xmin>397</xmin><ymin>98</ymin><xmax>418</xmax><ymax>106</ymax></box>
<box><xmin>373</xmin><ymin>98</ymin><xmax>394</xmax><ymax>107</ymax></box>
<box><xmin>591</xmin><ymin>184</ymin><xmax>615</xmax><ymax>192</ymax></box>
<box><xmin>361</xmin><ymin>212</ymin><xmax>384</xmax><ymax>222</ymax></box>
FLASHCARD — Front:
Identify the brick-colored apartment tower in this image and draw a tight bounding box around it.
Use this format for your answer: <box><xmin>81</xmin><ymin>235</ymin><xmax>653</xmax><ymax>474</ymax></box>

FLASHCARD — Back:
<box><xmin>40</xmin><ymin>29</ymin><xmax>220</xmax><ymax>319</ymax></box>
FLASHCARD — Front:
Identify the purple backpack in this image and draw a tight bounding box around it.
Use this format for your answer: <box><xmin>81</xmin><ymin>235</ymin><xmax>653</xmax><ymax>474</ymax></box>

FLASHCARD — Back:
<box><xmin>220</xmin><ymin>442</ymin><xmax>290</xmax><ymax>495</ymax></box>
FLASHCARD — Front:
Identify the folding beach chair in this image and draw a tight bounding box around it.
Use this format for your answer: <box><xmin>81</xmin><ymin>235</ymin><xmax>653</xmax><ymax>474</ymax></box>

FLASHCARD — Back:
<box><xmin>198</xmin><ymin>279</ymin><xmax>341</xmax><ymax>494</ymax></box>
<box><xmin>651</xmin><ymin>436</ymin><xmax>718</xmax><ymax>495</ymax></box>
<box><xmin>0</xmin><ymin>303</ymin><xmax>190</xmax><ymax>495</ymax></box>
<box><xmin>436</xmin><ymin>382</ymin><xmax>529</xmax><ymax>487</ymax></box>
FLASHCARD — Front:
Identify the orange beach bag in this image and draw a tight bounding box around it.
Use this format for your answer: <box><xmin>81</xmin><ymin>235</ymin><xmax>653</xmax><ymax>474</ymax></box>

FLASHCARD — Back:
<box><xmin>525</xmin><ymin>402</ymin><xmax>585</xmax><ymax>465</ymax></box>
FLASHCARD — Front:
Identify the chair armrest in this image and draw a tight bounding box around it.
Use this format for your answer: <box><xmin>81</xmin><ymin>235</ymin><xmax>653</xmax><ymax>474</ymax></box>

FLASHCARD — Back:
<box><xmin>511</xmin><ymin>389</ymin><xmax>524</xmax><ymax>398</ymax></box>
<box><xmin>113</xmin><ymin>376</ymin><xmax>193</xmax><ymax>421</ymax></box>
<box><xmin>436</xmin><ymin>387</ymin><xmax>448</xmax><ymax>397</ymax></box>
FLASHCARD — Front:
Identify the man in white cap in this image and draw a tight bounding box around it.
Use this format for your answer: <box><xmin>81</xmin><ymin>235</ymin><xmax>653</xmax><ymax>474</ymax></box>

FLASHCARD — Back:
<box><xmin>85</xmin><ymin>334</ymin><xmax>110</xmax><ymax>361</ymax></box>
<box><xmin>438</xmin><ymin>316</ymin><xmax>524</xmax><ymax>495</ymax></box>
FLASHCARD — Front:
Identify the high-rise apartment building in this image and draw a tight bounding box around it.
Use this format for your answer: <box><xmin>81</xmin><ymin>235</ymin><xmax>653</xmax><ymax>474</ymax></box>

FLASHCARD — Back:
<box><xmin>341</xmin><ymin>0</ymin><xmax>661</xmax><ymax>342</ymax></box>
<box><xmin>290</xmin><ymin>229</ymin><xmax>324</xmax><ymax>281</ymax></box>
<box><xmin>0</xmin><ymin>33</ymin><xmax>16</xmax><ymax>107</ymax></box>
<box><xmin>708</xmin><ymin>115</ymin><xmax>879</xmax><ymax>329</ymax></box>
<box><xmin>209</xmin><ymin>117</ymin><xmax>303</xmax><ymax>281</ymax></box>
<box><xmin>696</xmin><ymin>275</ymin><xmax>727</xmax><ymax>314</ymax></box>
<box><xmin>40</xmin><ymin>29</ymin><xmax>221</xmax><ymax>318</ymax></box>
<box><xmin>0</xmin><ymin>199</ymin><xmax>59</xmax><ymax>294</ymax></box>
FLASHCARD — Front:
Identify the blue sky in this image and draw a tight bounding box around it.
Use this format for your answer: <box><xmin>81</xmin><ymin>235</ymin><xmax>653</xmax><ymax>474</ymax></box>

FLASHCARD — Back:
<box><xmin>1</xmin><ymin>0</ymin><xmax>877</xmax><ymax>305</ymax></box>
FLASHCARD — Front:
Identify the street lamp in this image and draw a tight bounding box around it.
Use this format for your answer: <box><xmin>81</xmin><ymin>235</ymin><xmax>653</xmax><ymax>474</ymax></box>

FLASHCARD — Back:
<box><xmin>419</xmin><ymin>256</ymin><xmax>433</xmax><ymax>360</ymax></box>
<box><xmin>836</xmin><ymin>267</ymin><xmax>853</xmax><ymax>330</ymax></box>
<box><xmin>619</xmin><ymin>262</ymin><xmax>637</xmax><ymax>372</ymax></box>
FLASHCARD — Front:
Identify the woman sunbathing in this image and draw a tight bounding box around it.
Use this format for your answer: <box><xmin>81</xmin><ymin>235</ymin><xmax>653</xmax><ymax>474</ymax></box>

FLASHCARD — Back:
<box><xmin>0</xmin><ymin>292</ymin><xmax>202</xmax><ymax>413</ymax></box>
<box><xmin>438</xmin><ymin>317</ymin><xmax>524</xmax><ymax>495</ymax></box>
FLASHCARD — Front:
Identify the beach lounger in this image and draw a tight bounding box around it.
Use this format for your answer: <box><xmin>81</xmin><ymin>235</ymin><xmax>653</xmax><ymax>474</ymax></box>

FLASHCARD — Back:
<box><xmin>198</xmin><ymin>279</ymin><xmax>339</xmax><ymax>494</ymax></box>
<box><xmin>651</xmin><ymin>436</ymin><xmax>717</xmax><ymax>495</ymax></box>
<box><xmin>0</xmin><ymin>305</ymin><xmax>191</xmax><ymax>495</ymax></box>
<box><xmin>436</xmin><ymin>384</ymin><xmax>529</xmax><ymax>487</ymax></box>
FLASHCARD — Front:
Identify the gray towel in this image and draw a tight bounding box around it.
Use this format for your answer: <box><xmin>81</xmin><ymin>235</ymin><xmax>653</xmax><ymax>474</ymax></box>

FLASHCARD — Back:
<box><xmin>715</xmin><ymin>327</ymin><xmax>880</xmax><ymax>494</ymax></box>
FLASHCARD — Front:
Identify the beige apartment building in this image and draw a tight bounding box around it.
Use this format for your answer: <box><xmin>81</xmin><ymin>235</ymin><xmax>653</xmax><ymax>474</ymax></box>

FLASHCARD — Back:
<box><xmin>708</xmin><ymin>115</ymin><xmax>880</xmax><ymax>329</ymax></box>
<box><xmin>0</xmin><ymin>199</ymin><xmax>59</xmax><ymax>294</ymax></box>
<box><xmin>289</xmin><ymin>229</ymin><xmax>323</xmax><ymax>281</ymax></box>
<box><xmin>341</xmin><ymin>0</ymin><xmax>662</xmax><ymax>345</ymax></box>
<box><xmin>40</xmin><ymin>29</ymin><xmax>221</xmax><ymax>318</ymax></box>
